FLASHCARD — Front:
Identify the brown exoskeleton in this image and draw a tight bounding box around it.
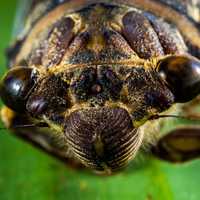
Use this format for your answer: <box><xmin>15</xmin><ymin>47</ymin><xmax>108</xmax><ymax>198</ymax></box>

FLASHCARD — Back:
<box><xmin>1</xmin><ymin>0</ymin><xmax>200</xmax><ymax>174</ymax></box>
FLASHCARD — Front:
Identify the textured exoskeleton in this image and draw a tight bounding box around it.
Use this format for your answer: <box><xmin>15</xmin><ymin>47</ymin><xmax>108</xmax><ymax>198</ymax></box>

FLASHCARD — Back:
<box><xmin>1</xmin><ymin>0</ymin><xmax>200</xmax><ymax>174</ymax></box>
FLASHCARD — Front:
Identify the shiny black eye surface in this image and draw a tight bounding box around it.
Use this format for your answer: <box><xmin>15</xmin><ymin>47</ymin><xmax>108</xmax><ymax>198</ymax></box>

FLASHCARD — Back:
<box><xmin>157</xmin><ymin>56</ymin><xmax>200</xmax><ymax>103</ymax></box>
<box><xmin>0</xmin><ymin>67</ymin><xmax>37</xmax><ymax>112</ymax></box>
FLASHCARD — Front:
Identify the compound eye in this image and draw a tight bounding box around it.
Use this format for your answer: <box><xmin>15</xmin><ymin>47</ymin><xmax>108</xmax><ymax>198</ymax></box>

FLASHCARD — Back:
<box><xmin>0</xmin><ymin>67</ymin><xmax>37</xmax><ymax>112</ymax></box>
<box><xmin>157</xmin><ymin>55</ymin><xmax>200</xmax><ymax>103</ymax></box>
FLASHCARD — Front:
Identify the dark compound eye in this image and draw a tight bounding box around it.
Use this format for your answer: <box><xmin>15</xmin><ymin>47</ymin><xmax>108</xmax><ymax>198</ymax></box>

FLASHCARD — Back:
<box><xmin>0</xmin><ymin>67</ymin><xmax>38</xmax><ymax>113</ymax></box>
<box><xmin>157</xmin><ymin>55</ymin><xmax>200</xmax><ymax>103</ymax></box>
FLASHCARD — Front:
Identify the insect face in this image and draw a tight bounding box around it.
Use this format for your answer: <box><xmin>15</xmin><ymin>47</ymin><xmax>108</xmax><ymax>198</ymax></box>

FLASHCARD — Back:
<box><xmin>1</xmin><ymin>1</ymin><xmax>200</xmax><ymax>174</ymax></box>
<box><xmin>0</xmin><ymin>62</ymin><xmax>175</xmax><ymax>172</ymax></box>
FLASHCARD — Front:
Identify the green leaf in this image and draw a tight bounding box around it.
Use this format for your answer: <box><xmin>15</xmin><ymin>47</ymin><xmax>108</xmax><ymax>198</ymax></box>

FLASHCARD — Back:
<box><xmin>0</xmin><ymin>1</ymin><xmax>200</xmax><ymax>200</ymax></box>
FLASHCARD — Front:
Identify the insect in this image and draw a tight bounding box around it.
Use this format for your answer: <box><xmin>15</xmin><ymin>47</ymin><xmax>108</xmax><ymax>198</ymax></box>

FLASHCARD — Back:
<box><xmin>1</xmin><ymin>0</ymin><xmax>200</xmax><ymax>174</ymax></box>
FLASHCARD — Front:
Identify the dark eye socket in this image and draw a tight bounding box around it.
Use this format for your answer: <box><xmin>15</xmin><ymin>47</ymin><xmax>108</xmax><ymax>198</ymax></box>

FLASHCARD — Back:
<box><xmin>0</xmin><ymin>67</ymin><xmax>38</xmax><ymax>113</ymax></box>
<box><xmin>157</xmin><ymin>55</ymin><xmax>200</xmax><ymax>103</ymax></box>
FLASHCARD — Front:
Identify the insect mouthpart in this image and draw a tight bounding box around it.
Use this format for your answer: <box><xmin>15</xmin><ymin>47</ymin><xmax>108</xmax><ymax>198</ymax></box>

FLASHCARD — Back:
<box><xmin>64</xmin><ymin>107</ymin><xmax>143</xmax><ymax>174</ymax></box>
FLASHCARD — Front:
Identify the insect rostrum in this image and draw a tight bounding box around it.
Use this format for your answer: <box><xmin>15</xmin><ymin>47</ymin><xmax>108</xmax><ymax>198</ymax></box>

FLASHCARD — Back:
<box><xmin>1</xmin><ymin>0</ymin><xmax>200</xmax><ymax>174</ymax></box>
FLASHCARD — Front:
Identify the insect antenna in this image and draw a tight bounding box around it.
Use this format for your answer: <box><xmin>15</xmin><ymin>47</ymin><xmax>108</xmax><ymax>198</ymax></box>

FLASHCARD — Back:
<box><xmin>0</xmin><ymin>122</ymin><xmax>49</xmax><ymax>131</ymax></box>
<box><xmin>149</xmin><ymin>114</ymin><xmax>200</xmax><ymax>121</ymax></box>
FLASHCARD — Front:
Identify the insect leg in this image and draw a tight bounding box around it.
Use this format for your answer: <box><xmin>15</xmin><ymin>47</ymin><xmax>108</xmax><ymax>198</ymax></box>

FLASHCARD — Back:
<box><xmin>151</xmin><ymin>94</ymin><xmax>200</xmax><ymax>163</ymax></box>
<box><xmin>151</xmin><ymin>127</ymin><xmax>200</xmax><ymax>163</ymax></box>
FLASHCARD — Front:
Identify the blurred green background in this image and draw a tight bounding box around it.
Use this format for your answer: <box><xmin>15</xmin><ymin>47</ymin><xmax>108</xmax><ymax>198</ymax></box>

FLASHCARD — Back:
<box><xmin>1</xmin><ymin>1</ymin><xmax>200</xmax><ymax>200</ymax></box>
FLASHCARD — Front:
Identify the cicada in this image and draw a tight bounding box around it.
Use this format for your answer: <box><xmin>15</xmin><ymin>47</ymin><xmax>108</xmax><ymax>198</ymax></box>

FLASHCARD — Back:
<box><xmin>1</xmin><ymin>0</ymin><xmax>200</xmax><ymax>174</ymax></box>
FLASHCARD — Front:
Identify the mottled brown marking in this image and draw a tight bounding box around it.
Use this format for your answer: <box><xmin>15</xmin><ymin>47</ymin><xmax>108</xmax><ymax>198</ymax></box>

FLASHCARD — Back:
<box><xmin>15</xmin><ymin>0</ymin><xmax>200</xmax><ymax>64</ymax></box>
<box><xmin>122</xmin><ymin>11</ymin><xmax>164</xmax><ymax>58</ymax></box>
<box><xmin>42</xmin><ymin>17</ymin><xmax>75</xmax><ymax>67</ymax></box>
<box><xmin>102</xmin><ymin>29</ymin><xmax>138</xmax><ymax>59</ymax></box>
<box><xmin>144</xmin><ymin>12</ymin><xmax>186</xmax><ymax>54</ymax></box>
<box><xmin>27</xmin><ymin>75</ymin><xmax>69</xmax><ymax>117</ymax></box>
<box><xmin>15</xmin><ymin>1</ymin><xmax>86</xmax><ymax>63</ymax></box>
<box><xmin>61</xmin><ymin>32</ymin><xmax>90</xmax><ymax>65</ymax></box>
<box><xmin>116</xmin><ymin>0</ymin><xmax>200</xmax><ymax>50</ymax></box>
<box><xmin>28</xmin><ymin>27</ymin><xmax>51</xmax><ymax>66</ymax></box>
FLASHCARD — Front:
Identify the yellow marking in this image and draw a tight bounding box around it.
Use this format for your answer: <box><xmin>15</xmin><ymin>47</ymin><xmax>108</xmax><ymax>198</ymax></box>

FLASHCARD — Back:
<box><xmin>87</xmin><ymin>34</ymin><xmax>106</xmax><ymax>53</ymax></box>
<box><xmin>63</xmin><ymin>102</ymin><xmax>92</xmax><ymax>118</ymax></box>
<box><xmin>133</xmin><ymin>116</ymin><xmax>150</xmax><ymax>128</ymax></box>
<box><xmin>42</xmin><ymin>116</ymin><xmax>64</xmax><ymax>133</ymax></box>
<box><xmin>169</xmin><ymin>137</ymin><xmax>200</xmax><ymax>151</ymax></box>
<box><xmin>43</xmin><ymin>57</ymin><xmax>166</xmax><ymax>74</ymax></box>
<box><xmin>0</xmin><ymin>106</ymin><xmax>16</xmax><ymax>128</ymax></box>
<box><xmin>93</xmin><ymin>133</ymin><xmax>104</xmax><ymax>157</ymax></box>
<box><xmin>109</xmin><ymin>22</ymin><xmax>122</xmax><ymax>33</ymax></box>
